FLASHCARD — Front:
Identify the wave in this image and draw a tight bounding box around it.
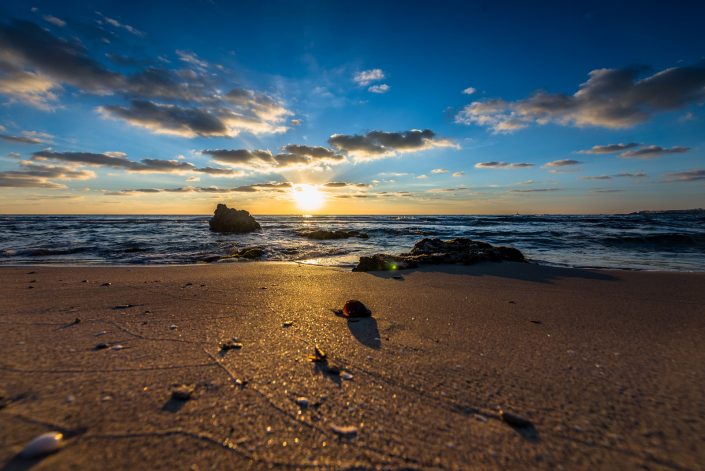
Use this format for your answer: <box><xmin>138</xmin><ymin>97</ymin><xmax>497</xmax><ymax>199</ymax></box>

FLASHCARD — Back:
<box><xmin>599</xmin><ymin>233</ymin><xmax>705</xmax><ymax>249</ymax></box>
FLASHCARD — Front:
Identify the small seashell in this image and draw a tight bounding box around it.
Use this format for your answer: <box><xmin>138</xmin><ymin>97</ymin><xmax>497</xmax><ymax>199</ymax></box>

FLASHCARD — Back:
<box><xmin>111</xmin><ymin>344</ymin><xmax>126</xmax><ymax>351</ymax></box>
<box><xmin>330</xmin><ymin>424</ymin><xmax>358</xmax><ymax>438</ymax></box>
<box><xmin>282</xmin><ymin>321</ymin><xmax>293</xmax><ymax>328</ymax></box>
<box><xmin>101</xmin><ymin>282</ymin><xmax>111</xmax><ymax>287</ymax></box>
<box><xmin>20</xmin><ymin>432</ymin><xmax>64</xmax><ymax>458</ymax></box>
<box><xmin>342</xmin><ymin>300</ymin><xmax>371</xmax><ymax>318</ymax></box>
<box><xmin>341</xmin><ymin>371</ymin><xmax>353</xmax><ymax>380</ymax></box>
<box><xmin>95</xmin><ymin>330</ymin><xmax>107</xmax><ymax>337</ymax></box>
<box><xmin>169</xmin><ymin>324</ymin><xmax>177</xmax><ymax>330</ymax></box>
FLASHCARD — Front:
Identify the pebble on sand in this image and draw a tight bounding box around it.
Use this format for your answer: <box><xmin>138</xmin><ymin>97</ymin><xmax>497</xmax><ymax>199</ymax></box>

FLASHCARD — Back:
<box><xmin>342</xmin><ymin>300</ymin><xmax>372</xmax><ymax>318</ymax></box>
<box><xmin>169</xmin><ymin>324</ymin><xmax>177</xmax><ymax>330</ymax></box>
<box><xmin>330</xmin><ymin>424</ymin><xmax>358</xmax><ymax>438</ymax></box>
<box><xmin>500</xmin><ymin>410</ymin><xmax>533</xmax><ymax>427</ymax></box>
<box><xmin>20</xmin><ymin>432</ymin><xmax>64</xmax><ymax>458</ymax></box>
<box><xmin>341</xmin><ymin>371</ymin><xmax>354</xmax><ymax>380</ymax></box>
<box><xmin>171</xmin><ymin>384</ymin><xmax>195</xmax><ymax>401</ymax></box>
<box><xmin>220</xmin><ymin>339</ymin><xmax>243</xmax><ymax>351</ymax></box>
<box><xmin>295</xmin><ymin>397</ymin><xmax>309</xmax><ymax>408</ymax></box>
<box><xmin>282</xmin><ymin>321</ymin><xmax>293</xmax><ymax>327</ymax></box>
<box><xmin>101</xmin><ymin>282</ymin><xmax>111</xmax><ymax>287</ymax></box>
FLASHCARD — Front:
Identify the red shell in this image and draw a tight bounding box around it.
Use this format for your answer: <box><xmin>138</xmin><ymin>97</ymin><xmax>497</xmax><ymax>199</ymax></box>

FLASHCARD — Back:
<box><xmin>342</xmin><ymin>300</ymin><xmax>371</xmax><ymax>318</ymax></box>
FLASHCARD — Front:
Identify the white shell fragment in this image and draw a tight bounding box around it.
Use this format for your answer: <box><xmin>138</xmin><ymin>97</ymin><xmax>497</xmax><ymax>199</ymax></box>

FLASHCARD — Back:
<box><xmin>340</xmin><ymin>371</ymin><xmax>353</xmax><ymax>380</ymax></box>
<box><xmin>20</xmin><ymin>432</ymin><xmax>64</xmax><ymax>458</ymax></box>
<box><xmin>330</xmin><ymin>424</ymin><xmax>358</xmax><ymax>438</ymax></box>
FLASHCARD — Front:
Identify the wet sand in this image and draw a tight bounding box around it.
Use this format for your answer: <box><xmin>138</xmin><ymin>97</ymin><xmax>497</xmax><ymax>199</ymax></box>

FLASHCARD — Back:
<box><xmin>1</xmin><ymin>262</ymin><xmax>704</xmax><ymax>470</ymax></box>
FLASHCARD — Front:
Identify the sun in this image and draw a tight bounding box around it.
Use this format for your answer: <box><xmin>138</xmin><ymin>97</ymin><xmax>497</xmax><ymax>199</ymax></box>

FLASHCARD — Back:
<box><xmin>291</xmin><ymin>184</ymin><xmax>325</xmax><ymax>212</ymax></box>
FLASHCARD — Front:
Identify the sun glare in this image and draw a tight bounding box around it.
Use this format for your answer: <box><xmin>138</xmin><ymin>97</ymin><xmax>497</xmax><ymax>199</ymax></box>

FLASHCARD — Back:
<box><xmin>291</xmin><ymin>184</ymin><xmax>325</xmax><ymax>212</ymax></box>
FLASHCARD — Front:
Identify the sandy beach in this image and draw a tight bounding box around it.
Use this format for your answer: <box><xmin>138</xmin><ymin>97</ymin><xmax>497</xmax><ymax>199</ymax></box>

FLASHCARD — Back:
<box><xmin>1</xmin><ymin>262</ymin><xmax>704</xmax><ymax>470</ymax></box>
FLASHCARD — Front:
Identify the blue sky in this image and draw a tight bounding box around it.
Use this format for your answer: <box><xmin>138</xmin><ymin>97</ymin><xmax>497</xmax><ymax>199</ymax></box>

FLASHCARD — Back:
<box><xmin>1</xmin><ymin>0</ymin><xmax>704</xmax><ymax>214</ymax></box>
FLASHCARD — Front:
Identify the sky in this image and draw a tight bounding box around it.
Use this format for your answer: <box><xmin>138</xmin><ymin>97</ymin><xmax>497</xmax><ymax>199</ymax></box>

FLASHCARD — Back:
<box><xmin>1</xmin><ymin>0</ymin><xmax>704</xmax><ymax>215</ymax></box>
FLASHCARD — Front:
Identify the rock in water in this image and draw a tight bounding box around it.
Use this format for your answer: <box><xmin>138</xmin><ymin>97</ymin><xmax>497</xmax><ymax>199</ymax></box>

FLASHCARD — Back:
<box><xmin>342</xmin><ymin>300</ymin><xmax>372</xmax><ymax>318</ymax></box>
<box><xmin>20</xmin><ymin>432</ymin><xmax>64</xmax><ymax>458</ymax></box>
<box><xmin>353</xmin><ymin>237</ymin><xmax>525</xmax><ymax>271</ymax></box>
<box><xmin>208</xmin><ymin>204</ymin><xmax>261</xmax><ymax>233</ymax></box>
<box><xmin>296</xmin><ymin>229</ymin><xmax>369</xmax><ymax>240</ymax></box>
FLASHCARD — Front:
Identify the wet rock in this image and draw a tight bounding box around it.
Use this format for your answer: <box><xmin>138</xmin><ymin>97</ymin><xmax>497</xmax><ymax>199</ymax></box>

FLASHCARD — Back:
<box><xmin>330</xmin><ymin>424</ymin><xmax>358</xmax><ymax>438</ymax></box>
<box><xmin>353</xmin><ymin>237</ymin><xmax>525</xmax><ymax>271</ymax></box>
<box><xmin>171</xmin><ymin>384</ymin><xmax>195</xmax><ymax>401</ymax></box>
<box><xmin>342</xmin><ymin>300</ymin><xmax>372</xmax><ymax>318</ymax></box>
<box><xmin>353</xmin><ymin>254</ymin><xmax>416</xmax><ymax>272</ymax></box>
<box><xmin>500</xmin><ymin>409</ymin><xmax>533</xmax><ymax>427</ymax></box>
<box><xmin>296</xmin><ymin>229</ymin><xmax>369</xmax><ymax>240</ymax></box>
<box><xmin>231</xmin><ymin>247</ymin><xmax>265</xmax><ymax>259</ymax></box>
<box><xmin>208</xmin><ymin>204</ymin><xmax>261</xmax><ymax>233</ymax></box>
<box><xmin>20</xmin><ymin>432</ymin><xmax>64</xmax><ymax>458</ymax></box>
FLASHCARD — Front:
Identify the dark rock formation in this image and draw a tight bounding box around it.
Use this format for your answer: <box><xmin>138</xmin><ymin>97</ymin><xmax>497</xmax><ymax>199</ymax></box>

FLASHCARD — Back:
<box><xmin>297</xmin><ymin>229</ymin><xmax>369</xmax><ymax>240</ymax></box>
<box><xmin>232</xmin><ymin>247</ymin><xmax>265</xmax><ymax>259</ymax></box>
<box><xmin>353</xmin><ymin>254</ymin><xmax>417</xmax><ymax>272</ymax></box>
<box><xmin>209</xmin><ymin>204</ymin><xmax>261</xmax><ymax>233</ymax></box>
<box><xmin>353</xmin><ymin>238</ymin><xmax>525</xmax><ymax>272</ymax></box>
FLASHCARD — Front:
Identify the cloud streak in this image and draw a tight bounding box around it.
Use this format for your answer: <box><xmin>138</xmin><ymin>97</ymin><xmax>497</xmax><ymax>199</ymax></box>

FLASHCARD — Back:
<box><xmin>474</xmin><ymin>161</ymin><xmax>534</xmax><ymax>169</ymax></box>
<box><xmin>328</xmin><ymin>129</ymin><xmax>457</xmax><ymax>160</ymax></box>
<box><xmin>456</xmin><ymin>63</ymin><xmax>705</xmax><ymax>132</ymax></box>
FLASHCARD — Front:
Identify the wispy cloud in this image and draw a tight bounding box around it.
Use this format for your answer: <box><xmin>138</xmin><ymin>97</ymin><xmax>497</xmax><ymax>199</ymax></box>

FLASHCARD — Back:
<box><xmin>329</xmin><ymin>129</ymin><xmax>457</xmax><ymax>160</ymax></box>
<box><xmin>456</xmin><ymin>63</ymin><xmax>705</xmax><ymax>132</ymax></box>
<box><xmin>578</xmin><ymin>143</ymin><xmax>640</xmax><ymax>154</ymax></box>
<box><xmin>474</xmin><ymin>161</ymin><xmax>534</xmax><ymax>169</ymax></box>
<box><xmin>620</xmin><ymin>145</ymin><xmax>689</xmax><ymax>159</ymax></box>
<box><xmin>544</xmin><ymin>159</ymin><xmax>580</xmax><ymax>167</ymax></box>
<box><xmin>354</xmin><ymin>68</ymin><xmax>384</xmax><ymax>86</ymax></box>
<box><xmin>202</xmin><ymin>145</ymin><xmax>345</xmax><ymax>173</ymax></box>
<box><xmin>664</xmin><ymin>169</ymin><xmax>705</xmax><ymax>182</ymax></box>
<box><xmin>368</xmin><ymin>83</ymin><xmax>390</xmax><ymax>94</ymax></box>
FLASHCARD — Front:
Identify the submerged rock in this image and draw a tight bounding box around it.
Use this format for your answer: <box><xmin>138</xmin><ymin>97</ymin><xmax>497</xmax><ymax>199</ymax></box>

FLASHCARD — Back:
<box><xmin>209</xmin><ymin>204</ymin><xmax>261</xmax><ymax>233</ymax></box>
<box><xmin>231</xmin><ymin>247</ymin><xmax>265</xmax><ymax>259</ymax></box>
<box><xmin>296</xmin><ymin>229</ymin><xmax>369</xmax><ymax>240</ymax></box>
<box><xmin>353</xmin><ymin>238</ymin><xmax>525</xmax><ymax>271</ymax></box>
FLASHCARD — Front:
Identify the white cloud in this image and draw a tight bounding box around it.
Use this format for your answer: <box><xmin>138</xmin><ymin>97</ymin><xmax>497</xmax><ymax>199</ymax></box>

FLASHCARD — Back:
<box><xmin>354</xmin><ymin>68</ymin><xmax>385</xmax><ymax>86</ymax></box>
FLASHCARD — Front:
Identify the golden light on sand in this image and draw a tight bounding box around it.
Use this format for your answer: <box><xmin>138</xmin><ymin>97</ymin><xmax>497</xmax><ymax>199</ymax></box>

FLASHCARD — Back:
<box><xmin>291</xmin><ymin>184</ymin><xmax>326</xmax><ymax>212</ymax></box>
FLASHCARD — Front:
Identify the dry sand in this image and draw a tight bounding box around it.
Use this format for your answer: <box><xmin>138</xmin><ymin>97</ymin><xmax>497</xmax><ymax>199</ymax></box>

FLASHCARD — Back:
<box><xmin>0</xmin><ymin>262</ymin><xmax>704</xmax><ymax>470</ymax></box>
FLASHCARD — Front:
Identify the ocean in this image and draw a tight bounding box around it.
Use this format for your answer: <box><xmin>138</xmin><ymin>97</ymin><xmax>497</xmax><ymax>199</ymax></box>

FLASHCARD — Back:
<box><xmin>1</xmin><ymin>212</ymin><xmax>704</xmax><ymax>271</ymax></box>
